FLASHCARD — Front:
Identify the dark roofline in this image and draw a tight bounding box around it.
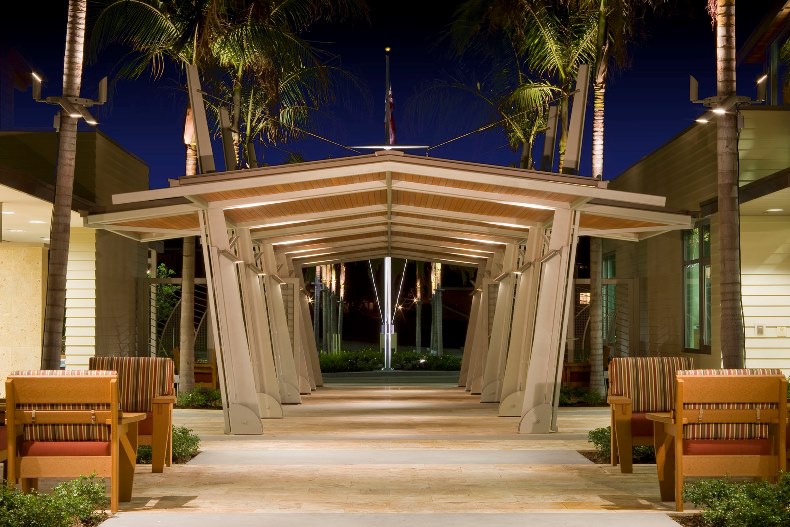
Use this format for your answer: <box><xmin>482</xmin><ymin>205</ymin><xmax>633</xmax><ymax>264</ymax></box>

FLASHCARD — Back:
<box><xmin>737</xmin><ymin>0</ymin><xmax>790</xmax><ymax>64</ymax></box>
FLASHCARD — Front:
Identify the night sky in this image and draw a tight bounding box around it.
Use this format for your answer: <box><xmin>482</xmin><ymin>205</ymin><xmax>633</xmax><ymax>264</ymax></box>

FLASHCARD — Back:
<box><xmin>3</xmin><ymin>1</ymin><xmax>767</xmax><ymax>189</ymax></box>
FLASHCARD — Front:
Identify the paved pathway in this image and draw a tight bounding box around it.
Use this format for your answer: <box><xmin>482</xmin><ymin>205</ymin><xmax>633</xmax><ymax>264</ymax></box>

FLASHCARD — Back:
<box><xmin>100</xmin><ymin>375</ymin><xmax>687</xmax><ymax>526</ymax></box>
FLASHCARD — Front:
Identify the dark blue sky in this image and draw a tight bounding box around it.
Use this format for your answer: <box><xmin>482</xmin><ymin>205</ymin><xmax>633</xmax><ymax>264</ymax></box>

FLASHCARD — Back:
<box><xmin>4</xmin><ymin>1</ymin><xmax>767</xmax><ymax>189</ymax></box>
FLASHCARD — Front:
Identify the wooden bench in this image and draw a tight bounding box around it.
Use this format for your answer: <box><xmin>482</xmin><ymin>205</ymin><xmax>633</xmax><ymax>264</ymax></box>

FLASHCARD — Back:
<box><xmin>5</xmin><ymin>370</ymin><xmax>145</xmax><ymax>512</ymax></box>
<box><xmin>607</xmin><ymin>356</ymin><xmax>694</xmax><ymax>473</ymax></box>
<box><xmin>648</xmin><ymin>368</ymin><xmax>787</xmax><ymax>511</ymax></box>
<box><xmin>90</xmin><ymin>357</ymin><xmax>176</xmax><ymax>473</ymax></box>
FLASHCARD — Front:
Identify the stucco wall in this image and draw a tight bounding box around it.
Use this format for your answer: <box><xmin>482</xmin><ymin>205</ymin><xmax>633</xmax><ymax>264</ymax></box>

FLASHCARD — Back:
<box><xmin>0</xmin><ymin>245</ymin><xmax>46</xmax><ymax>396</ymax></box>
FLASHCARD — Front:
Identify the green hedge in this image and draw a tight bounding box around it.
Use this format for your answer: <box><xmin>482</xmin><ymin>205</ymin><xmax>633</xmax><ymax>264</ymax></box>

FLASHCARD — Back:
<box><xmin>684</xmin><ymin>474</ymin><xmax>790</xmax><ymax>527</ymax></box>
<box><xmin>137</xmin><ymin>425</ymin><xmax>201</xmax><ymax>464</ymax></box>
<box><xmin>319</xmin><ymin>348</ymin><xmax>462</xmax><ymax>372</ymax></box>
<box><xmin>587</xmin><ymin>426</ymin><xmax>655</xmax><ymax>463</ymax></box>
<box><xmin>0</xmin><ymin>475</ymin><xmax>108</xmax><ymax>527</ymax></box>
<box><xmin>176</xmin><ymin>386</ymin><xmax>222</xmax><ymax>409</ymax></box>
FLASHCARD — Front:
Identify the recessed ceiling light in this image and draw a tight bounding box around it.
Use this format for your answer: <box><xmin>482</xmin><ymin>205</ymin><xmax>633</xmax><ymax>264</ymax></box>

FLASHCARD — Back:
<box><xmin>9</xmin><ymin>229</ymin><xmax>23</xmax><ymax>233</ymax></box>
<box><xmin>40</xmin><ymin>237</ymin><xmax>50</xmax><ymax>241</ymax></box>
<box><xmin>29</xmin><ymin>220</ymin><xmax>46</xmax><ymax>224</ymax></box>
<box><xmin>695</xmin><ymin>118</ymin><xmax>709</xmax><ymax>124</ymax></box>
<box><xmin>1</xmin><ymin>211</ymin><xmax>15</xmax><ymax>215</ymax></box>
<box><xmin>765</xmin><ymin>208</ymin><xmax>784</xmax><ymax>213</ymax></box>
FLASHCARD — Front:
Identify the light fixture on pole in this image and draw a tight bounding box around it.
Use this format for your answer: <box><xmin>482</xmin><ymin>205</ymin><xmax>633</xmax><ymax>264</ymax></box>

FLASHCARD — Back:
<box><xmin>690</xmin><ymin>74</ymin><xmax>763</xmax><ymax>125</ymax></box>
<box><xmin>31</xmin><ymin>71</ymin><xmax>107</xmax><ymax>128</ymax></box>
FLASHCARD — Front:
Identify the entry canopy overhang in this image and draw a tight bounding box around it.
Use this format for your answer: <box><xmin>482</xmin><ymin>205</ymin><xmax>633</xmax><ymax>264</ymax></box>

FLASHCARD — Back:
<box><xmin>86</xmin><ymin>150</ymin><xmax>693</xmax><ymax>266</ymax></box>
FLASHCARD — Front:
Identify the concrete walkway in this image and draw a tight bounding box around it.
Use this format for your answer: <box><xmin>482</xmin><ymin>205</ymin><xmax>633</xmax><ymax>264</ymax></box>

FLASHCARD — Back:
<box><xmin>102</xmin><ymin>374</ymin><xmax>686</xmax><ymax>526</ymax></box>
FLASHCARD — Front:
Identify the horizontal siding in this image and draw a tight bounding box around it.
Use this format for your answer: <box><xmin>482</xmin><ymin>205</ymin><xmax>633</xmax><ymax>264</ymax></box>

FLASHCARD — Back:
<box><xmin>738</xmin><ymin>109</ymin><xmax>790</xmax><ymax>184</ymax></box>
<box><xmin>741</xmin><ymin>216</ymin><xmax>790</xmax><ymax>371</ymax></box>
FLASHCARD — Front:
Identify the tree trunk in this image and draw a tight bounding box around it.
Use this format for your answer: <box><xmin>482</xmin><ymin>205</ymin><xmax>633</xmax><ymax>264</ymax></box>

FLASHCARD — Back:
<box><xmin>415</xmin><ymin>301</ymin><xmax>421</xmax><ymax>352</ymax></box>
<box><xmin>557</xmin><ymin>94</ymin><xmax>569</xmax><ymax>174</ymax></box>
<box><xmin>179</xmin><ymin>236</ymin><xmax>196</xmax><ymax>392</ymax></box>
<box><xmin>591</xmin><ymin>80</ymin><xmax>606</xmax><ymax>179</ymax></box>
<box><xmin>589</xmin><ymin>237</ymin><xmax>605</xmax><ymax>396</ymax></box>
<box><xmin>42</xmin><ymin>0</ymin><xmax>87</xmax><ymax>369</ymax></box>
<box><xmin>716</xmin><ymin>0</ymin><xmax>745</xmax><ymax>368</ymax></box>
<box><xmin>591</xmin><ymin>0</ymin><xmax>608</xmax><ymax>180</ymax></box>
<box><xmin>313</xmin><ymin>268</ymin><xmax>321</xmax><ymax>351</ymax></box>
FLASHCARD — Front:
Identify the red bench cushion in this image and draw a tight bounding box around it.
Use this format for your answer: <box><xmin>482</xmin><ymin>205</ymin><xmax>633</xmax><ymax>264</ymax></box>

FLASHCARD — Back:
<box><xmin>22</xmin><ymin>440</ymin><xmax>111</xmax><ymax>456</ymax></box>
<box><xmin>683</xmin><ymin>439</ymin><xmax>771</xmax><ymax>456</ymax></box>
<box><xmin>631</xmin><ymin>413</ymin><xmax>654</xmax><ymax>437</ymax></box>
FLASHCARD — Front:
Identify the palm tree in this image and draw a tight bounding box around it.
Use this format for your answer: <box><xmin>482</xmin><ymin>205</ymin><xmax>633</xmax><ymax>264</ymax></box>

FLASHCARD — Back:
<box><xmin>576</xmin><ymin>0</ymin><xmax>666</xmax><ymax>395</ymax></box>
<box><xmin>41</xmin><ymin>0</ymin><xmax>89</xmax><ymax>369</ymax></box>
<box><xmin>450</xmin><ymin>0</ymin><xmax>597</xmax><ymax>173</ymax></box>
<box><xmin>710</xmin><ymin>0</ymin><xmax>744</xmax><ymax>368</ymax></box>
<box><xmin>92</xmin><ymin>0</ymin><xmax>366</xmax><ymax>380</ymax></box>
<box><xmin>410</xmin><ymin>66</ymin><xmax>556</xmax><ymax>169</ymax></box>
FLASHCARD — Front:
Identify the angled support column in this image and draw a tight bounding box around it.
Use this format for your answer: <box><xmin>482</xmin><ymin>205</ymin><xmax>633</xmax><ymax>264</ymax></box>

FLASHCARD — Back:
<box><xmin>499</xmin><ymin>232</ymin><xmax>542</xmax><ymax>416</ymax></box>
<box><xmin>297</xmin><ymin>275</ymin><xmax>323</xmax><ymax>388</ymax></box>
<box><xmin>458</xmin><ymin>267</ymin><xmax>483</xmax><ymax>388</ymax></box>
<box><xmin>467</xmin><ymin>252</ymin><xmax>501</xmax><ymax>394</ymax></box>
<box><xmin>480</xmin><ymin>243</ymin><xmax>519</xmax><ymax>402</ymax></box>
<box><xmin>237</xmin><ymin>229</ymin><xmax>283</xmax><ymax>418</ymax></box>
<box><xmin>199</xmin><ymin>209</ymin><xmax>262</xmax><ymax>434</ymax></box>
<box><xmin>284</xmin><ymin>277</ymin><xmax>314</xmax><ymax>394</ymax></box>
<box><xmin>260</xmin><ymin>243</ymin><xmax>302</xmax><ymax>403</ymax></box>
<box><xmin>519</xmin><ymin>209</ymin><xmax>580</xmax><ymax>433</ymax></box>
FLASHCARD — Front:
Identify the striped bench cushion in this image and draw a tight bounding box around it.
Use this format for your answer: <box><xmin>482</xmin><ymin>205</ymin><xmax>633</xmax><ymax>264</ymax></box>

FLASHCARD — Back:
<box><xmin>89</xmin><ymin>357</ymin><xmax>174</xmax><ymax>413</ymax></box>
<box><xmin>609</xmin><ymin>357</ymin><xmax>694</xmax><ymax>413</ymax></box>
<box><xmin>678</xmin><ymin>368</ymin><xmax>784</xmax><ymax>441</ymax></box>
<box><xmin>9</xmin><ymin>370</ymin><xmax>117</xmax><ymax>442</ymax></box>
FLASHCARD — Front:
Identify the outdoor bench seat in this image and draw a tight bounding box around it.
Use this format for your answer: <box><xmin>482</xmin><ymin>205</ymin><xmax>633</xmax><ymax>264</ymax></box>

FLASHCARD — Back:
<box><xmin>607</xmin><ymin>356</ymin><xmax>694</xmax><ymax>473</ymax></box>
<box><xmin>5</xmin><ymin>370</ymin><xmax>144</xmax><ymax>512</ymax></box>
<box><xmin>652</xmin><ymin>368</ymin><xmax>787</xmax><ymax>512</ymax></box>
<box><xmin>89</xmin><ymin>356</ymin><xmax>175</xmax><ymax>473</ymax></box>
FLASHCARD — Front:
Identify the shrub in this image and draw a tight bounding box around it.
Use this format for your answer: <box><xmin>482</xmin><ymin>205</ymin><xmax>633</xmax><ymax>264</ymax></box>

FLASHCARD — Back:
<box><xmin>586</xmin><ymin>426</ymin><xmax>654</xmax><ymax>463</ymax></box>
<box><xmin>0</xmin><ymin>475</ymin><xmax>108</xmax><ymax>527</ymax></box>
<box><xmin>318</xmin><ymin>348</ymin><xmax>462</xmax><ymax>373</ymax></box>
<box><xmin>176</xmin><ymin>386</ymin><xmax>222</xmax><ymax>409</ymax></box>
<box><xmin>137</xmin><ymin>425</ymin><xmax>201</xmax><ymax>464</ymax></box>
<box><xmin>559</xmin><ymin>386</ymin><xmax>606</xmax><ymax>406</ymax></box>
<box><xmin>684</xmin><ymin>474</ymin><xmax>790</xmax><ymax>527</ymax></box>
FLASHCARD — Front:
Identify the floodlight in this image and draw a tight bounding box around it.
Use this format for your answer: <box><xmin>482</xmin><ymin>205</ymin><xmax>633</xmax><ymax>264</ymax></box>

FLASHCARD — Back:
<box><xmin>76</xmin><ymin>105</ymin><xmax>98</xmax><ymax>125</ymax></box>
<box><xmin>58</xmin><ymin>99</ymin><xmax>83</xmax><ymax>118</ymax></box>
<box><xmin>98</xmin><ymin>77</ymin><xmax>108</xmax><ymax>105</ymax></box>
<box><xmin>31</xmin><ymin>72</ymin><xmax>42</xmax><ymax>100</ymax></box>
<box><xmin>695</xmin><ymin>117</ymin><xmax>709</xmax><ymax>124</ymax></box>
<box><xmin>712</xmin><ymin>107</ymin><xmax>726</xmax><ymax>115</ymax></box>
<box><xmin>756</xmin><ymin>74</ymin><xmax>767</xmax><ymax>102</ymax></box>
<box><xmin>689</xmin><ymin>75</ymin><xmax>699</xmax><ymax>103</ymax></box>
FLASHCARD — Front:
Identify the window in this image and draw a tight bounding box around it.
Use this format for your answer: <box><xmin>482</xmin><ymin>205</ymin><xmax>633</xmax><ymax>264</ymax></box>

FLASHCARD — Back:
<box><xmin>683</xmin><ymin>224</ymin><xmax>711</xmax><ymax>353</ymax></box>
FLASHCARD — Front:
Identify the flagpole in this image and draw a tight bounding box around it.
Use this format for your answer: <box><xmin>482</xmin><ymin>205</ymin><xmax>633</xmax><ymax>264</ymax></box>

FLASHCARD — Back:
<box><xmin>384</xmin><ymin>46</ymin><xmax>391</xmax><ymax>145</ymax></box>
<box><xmin>383</xmin><ymin>46</ymin><xmax>393</xmax><ymax>370</ymax></box>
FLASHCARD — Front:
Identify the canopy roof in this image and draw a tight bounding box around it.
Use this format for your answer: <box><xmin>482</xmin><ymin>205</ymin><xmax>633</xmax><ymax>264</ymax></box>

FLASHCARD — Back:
<box><xmin>86</xmin><ymin>151</ymin><xmax>692</xmax><ymax>267</ymax></box>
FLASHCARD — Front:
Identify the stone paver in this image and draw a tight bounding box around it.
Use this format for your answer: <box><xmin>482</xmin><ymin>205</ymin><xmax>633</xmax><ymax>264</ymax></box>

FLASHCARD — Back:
<box><xmin>71</xmin><ymin>379</ymin><xmax>688</xmax><ymax>525</ymax></box>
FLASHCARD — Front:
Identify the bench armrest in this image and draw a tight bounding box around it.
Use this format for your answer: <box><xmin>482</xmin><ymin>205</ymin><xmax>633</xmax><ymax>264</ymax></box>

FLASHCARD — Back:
<box><xmin>152</xmin><ymin>395</ymin><xmax>177</xmax><ymax>405</ymax></box>
<box><xmin>607</xmin><ymin>396</ymin><xmax>632</xmax><ymax>406</ymax></box>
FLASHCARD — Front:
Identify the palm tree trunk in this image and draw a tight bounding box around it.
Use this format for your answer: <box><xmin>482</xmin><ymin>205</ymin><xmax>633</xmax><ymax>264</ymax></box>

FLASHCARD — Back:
<box><xmin>557</xmin><ymin>95</ymin><xmax>569</xmax><ymax>174</ymax></box>
<box><xmin>591</xmin><ymin>80</ymin><xmax>605</xmax><ymax>179</ymax></box>
<box><xmin>313</xmin><ymin>268</ymin><xmax>321</xmax><ymax>350</ymax></box>
<box><xmin>42</xmin><ymin>0</ymin><xmax>87</xmax><ymax>369</ymax></box>
<box><xmin>591</xmin><ymin>0</ymin><xmax>608</xmax><ymax>180</ymax></box>
<box><xmin>715</xmin><ymin>0</ymin><xmax>744</xmax><ymax>368</ymax></box>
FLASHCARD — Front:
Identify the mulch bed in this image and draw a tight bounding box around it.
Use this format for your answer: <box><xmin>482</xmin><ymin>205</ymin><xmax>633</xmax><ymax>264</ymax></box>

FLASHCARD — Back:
<box><xmin>668</xmin><ymin>514</ymin><xmax>705</xmax><ymax>527</ymax></box>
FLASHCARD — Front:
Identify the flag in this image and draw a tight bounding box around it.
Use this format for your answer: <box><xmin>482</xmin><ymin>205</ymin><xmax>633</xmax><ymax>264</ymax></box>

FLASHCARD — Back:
<box><xmin>385</xmin><ymin>85</ymin><xmax>396</xmax><ymax>145</ymax></box>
